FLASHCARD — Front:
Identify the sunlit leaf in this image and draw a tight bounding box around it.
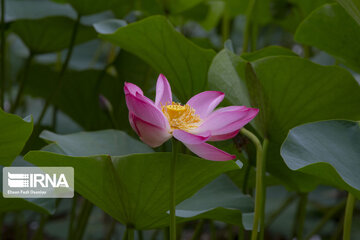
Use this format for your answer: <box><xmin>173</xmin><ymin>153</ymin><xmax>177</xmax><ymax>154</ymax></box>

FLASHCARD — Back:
<box><xmin>25</xmin><ymin>151</ymin><xmax>239</xmax><ymax>229</ymax></box>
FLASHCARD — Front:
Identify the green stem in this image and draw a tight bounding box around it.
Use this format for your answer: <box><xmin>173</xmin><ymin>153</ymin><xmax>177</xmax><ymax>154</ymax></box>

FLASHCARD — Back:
<box><xmin>305</xmin><ymin>200</ymin><xmax>346</xmax><ymax>240</ymax></box>
<box><xmin>240</xmin><ymin>128</ymin><xmax>266</xmax><ymax>240</ymax></box>
<box><xmin>74</xmin><ymin>199</ymin><xmax>93</xmax><ymax>240</ymax></box>
<box><xmin>105</xmin><ymin>219</ymin><xmax>116</xmax><ymax>240</ymax></box>
<box><xmin>170</xmin><ymin>139</ymin><xmax>179</xmax><ymax>240</ymax></box>
<box><xmin>258</xmin><ymin>139</ymin><xmax>269</xmax><ymax>240</ymax></box>
<box><xmin>127</xmin><ymin>226</ymin><xmax>134</xmax><ymax>240</ymax></box>
<box><xmin>51</xmin><ymin>107</ymin><xmax>58</xmax><ymax>130</ymax></box>
<box><xmin>150</xmin><ymin>229</ymin><xmax>159</xmax><ymax>240</ymax></box>
<box><xmin>222</xmin><ymin>8</ymin><xmax>230</xmax><ymax>44</ymax></box>
<box><xmin>0</xmin><ymin>213</ymin><xmax>3</xmax><ymax>240</ymax></box>
<box><xmin>0</xmin><ymin>0</ymin><xmax>5</xmax><ymax>109</ymax></box>
<box><xmin>292</xmin><ymin>193</ymin><xmax>308</xmax><ymax>240</ymax></box>
<box><xmin>10</xmin><ymin>53</ymin><xmax>34</xmax><ymax>113</ymax></box>
<box><xmin>266</xmin><ymin>194</ymin><xmax>296</xmax><ymax>227</ymax></box>
<box><xmin>36</xmin><ymin>13</ymin><xmax>81</xmax><ymax>126</ymax></box>
<box><xmin>240</xmin><ymin>154</ymin><xmax>251</xmax><ymax>195</ymax></box>
<box><xmin>238</xmin><ymin>222</ymin><xmax>245</xmax><ymax>240</ymax></box>
<box><xmin>123</xmin><ymin>227</ymin><xmax>128</xmax><ymax>239</ymax></box>
<box><xmin>250</xmin><ymin>23</ymin><xmax>258</xmax><ymax>52</ymax></box>
<box><xmin>67</xmin><ymin>194</ymin><xmax>78</xmax><ymax>240</ymax></box>
<box><xmin>137</xmin><ymin>230</ymin><xmax>143</xmax><ymax>240</ymax></box>
<box><xmin>303</xmin><ymin>45</ymin><xmax>311</xmax><ymax>59</ymax></box>
<box><xmin>31</xmin><ymin>214</ymin><xmax>48</xmax><ymax>240</ymax></box>
<box><xmin>343</xmin><ymin>193</ymin><xmax>356</xmax><ymax>240</ymax></box>
<box><xmin>227</xmin><ymin>224</ymin><xmax>234</xmax><ymax>240</ymax></box>
<box><xmin>330</xmin><ymin>214</ymin><xmax>344</xmax><ymax>240</ymax></box>
<box><xmin>191</xmin><ymin>220</ymin><xmax>204</xmax><ymax>240</ymax></box>
<box><xmin>210</xmin><ymin>220</ymin><xmax>216</xmax><ymax>240</ymax></box>
<box><xmin>242</xmin><ymin>0</ymin><xmax>257</xmax><ymax>53</ymax></box>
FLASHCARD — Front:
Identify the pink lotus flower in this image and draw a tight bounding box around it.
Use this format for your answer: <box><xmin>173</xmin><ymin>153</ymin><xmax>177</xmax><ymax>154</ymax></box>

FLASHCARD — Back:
<box><xmin>124</xmin><ymin>74</ymin><xmax>259</xmax><ymax>161</ymax></box>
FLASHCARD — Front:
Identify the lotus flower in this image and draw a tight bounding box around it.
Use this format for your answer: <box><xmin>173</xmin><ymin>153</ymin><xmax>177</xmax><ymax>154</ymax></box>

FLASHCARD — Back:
<box><xmin>124</xmin><ymin>74</ymin><xmax>259</xmax><ymax>161</ymax></box>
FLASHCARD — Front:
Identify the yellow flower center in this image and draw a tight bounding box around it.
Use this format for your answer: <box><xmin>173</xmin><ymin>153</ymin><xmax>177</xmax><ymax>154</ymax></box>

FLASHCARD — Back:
<box><xmin>162</xmin><ymin>102</ymin><xmax>202</xmax><ymax>132</ymax></box>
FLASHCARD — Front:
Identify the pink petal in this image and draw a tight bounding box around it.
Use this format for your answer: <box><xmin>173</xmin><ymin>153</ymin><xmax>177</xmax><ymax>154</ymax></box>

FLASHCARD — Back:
<box><xmin>125</xmin><ymin>93</ymin><xmax>169</xmax><ymax>129</ymax></box>
<box><xmin>129</xmin><ymin>112</ymin><xmax>139</xmax><ymax>135</ymax></box>
<box><xmin>186</xmin><ymin>91</ymin><xmax>225</xmax><ymax>118</ymax></box>
<box><xmin>184</xmin><ymin>142</ymin><xmax>236</xmax><ymax>161</ymax></box>
<box><xmin>209</xmin><ymin>130</ymin><xmax>239</xmax><ymax>141</ymax></box>
<box><xmin>194</xmin><ymin>106</ymin><xmax>259</xmax><ymax>136</ymax></box>
<box><xmin>172</xmin><ymin>130</ymin><xmax>210</xmax><ymax>144</ymax></box>
<box><xmin>130</xmin><ymin>113</ymin><xmax>171</xmax><ymax>148</ymax></box>
<box><xmin>155</xmin><ymin>74</ymin><xmax>172</xmax><ymax>108</ymax></box>
<box><xmin>124</xmin><ymin>82</ymin><xmax>144</xmax><ymax>96</ymax></box>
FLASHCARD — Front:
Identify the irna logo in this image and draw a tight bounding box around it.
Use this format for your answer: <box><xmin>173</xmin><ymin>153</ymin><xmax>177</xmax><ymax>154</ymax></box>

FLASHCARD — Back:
<box><xmin>7</xmin><ymin>172</ymin><xmax>69</xmax><ymax>188</ymax></box>
<box><xmin>3</xmin><ymin>167</ymin><xmax>74</xmax><ymax>198</ymax></box>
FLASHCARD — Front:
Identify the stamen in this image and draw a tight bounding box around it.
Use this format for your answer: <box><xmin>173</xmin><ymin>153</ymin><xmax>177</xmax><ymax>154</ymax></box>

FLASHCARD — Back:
<box><xmin>162</xmin><ymin>102</ymin><xmax>202</xmax><ymax>132</ymax></box>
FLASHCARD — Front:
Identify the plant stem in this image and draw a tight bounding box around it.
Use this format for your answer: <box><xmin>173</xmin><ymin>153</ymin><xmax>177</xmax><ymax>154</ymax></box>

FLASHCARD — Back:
<box><xmin>210</xmin><ymin>220</ymin><xmax>216</xmax><ymax>240</ymax></box>
<box><xmin>266</xmin><ymin>194</ymin><xmax>296</xmax><ymax>227</ymax></box>
<box><xmin>305</xmin><ymin>200</ymin><xmax>346</xmax><ymax>240</ymax></box>
<box><xmin>10</xmin><ymin>53</ymin><xmax>34</xmax><ymax>113</ymax></box>
<box><xmin>343</xmin><ymin>193</ymin><xmax>356</xmax><ymax>240</ymax></box>
<box><xmin>258</xmin><ymin>139</ymin><xmax>269</xmax><ymax>240</ymax></box>
<box><xmin>0</xmin><ymin>0</ymin><xmax>5</xmax><ymax>110</ymax></box>
<box><xmin>74</xmin><ymin>199</ymin><xmax>93</xmax><ymax>240</ymax></box>
<box><xmin>238</xmin><ymin>222</ymin><xmax>245</xmax><ymax>240</ymax></box>
<box><xmin>137</xmin><ymin>230</ymin><xmax>143</xmax><ymax>240</ymax></box>
<box><xmin>0</xmin><ymin>213</ymin><xmax>3</xmax><ymax>240</ymax></box>
<box><xmin>127</xmin><ymin>226</ymin><xmax>134</xmax><ymax>240</ymax></box>
<box><xmin>222</xmin><ymin>8</ymin><xmax>230</xmax><ymax>44</ymax></box>
<box><xmin>191</xmin><ymin>220</ymin><xmax>204</xmax><ymax>240</ymax></box>
<box><xmin>330</xmin><ymin>214</ymin><xmax>344</xmax><ymax>240</ymax></box>
<box><xmin>150</xmin><ymin>229</ymin><xmax>160</xmax><ymax>240</ymax></box>
<box><xmin>292</xmin><ymin>193</ymin><xmax>308</xmax><ymax>240</ymax></box>
<box><xmin>170</xmin><ymin>139</ymin><xmax>179</xmax><ymax>240</ymax></box>
<box><xmin>227</xmin><ymin>224</ymin><xmax>234</xmax><ymax>240</ymax></box>
<box><xmin>67</xmin><ymin>195</ymin><xmax>77</xmax><ymax>239</ymax></box>
<box><xmin>31</xmin><ymin>214</ymin><xmax>48</xmax><ymax>240</ymax></box>
<box><xmin>240</xmin><ymin>128</ymin><xmax>266</xmax><ymax>240</ymax></box>
<box><xmin>36</xmin><ymin>13</ymin><xmax>81</xmax><ymax>126</ymax></box>
<box><xmin>0</xmin><ymin>0</ymin><xmax>6</xmax><ymax>110</ymax></box>
<box><xmin>105</xmin><ymin>219</ymin><xmax>116</xmax><ymax>240</ymax></box>
<box><xmin>250</xmin><ymin>23</ymin><xmax>258</xmax><ymax>52</ymax></box>
<box><xmin>242</xmin><ymin>0</ymin><xmax>257</xmax><ymax>53</ymax></box>
<box><xmin>123</xmin><ymin>227</ymin><xmax>128</xmax><ymax>239</ymax></box>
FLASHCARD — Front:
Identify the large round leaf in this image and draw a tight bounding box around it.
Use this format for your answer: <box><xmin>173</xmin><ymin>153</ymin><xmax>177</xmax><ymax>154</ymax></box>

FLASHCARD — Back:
<box><xmin>98</xmin><ymin>15</ymin><xmax>216</xmax><ymax>102</ymax></box>
<box><xmin>281</xmin><ymin>120</ymin><xmax>360</xmax><ymax>198</ymax></box>
<box><xmin>295</xmin><ymin>3</ymin><xmax>360</xmax><ymax>73</ymax></box>
<box><xmin>175</xmin><ymin>174</ymin><xmax>254</xmax><ymax>225</ymax></box>
<box><xmin>40</xmin><ymin>129</ymin><xmax>153</xmax><ymax>156</ymax></box>
<box><xmin>25</xmin><ymin>151</ymin><xmax>239</xmax><ymax>229</ymax></box>
<box><xmin>336</xmin><ymin>0</ymin><xmax>360</xmax><ymax>26</ymax></box>
<box><xmin>11</xmin><ymin>16</ymin><xmax>96</xmax><ymax>54</ymax></box>
<box><xmin>24</xmin><ymin>64</ymin><xmax>126</xmax><ymax>131</ymax></box>
<box><xmin>209</xmin><ymin>54</ymin><xmax>360</xmax><ymax>191</ymax></box>
<box><xmin>249</xmin><ymin>56</ymin><xmax>360</xmax><ymax>191</ymax></box>
<box><xmin>0</xmin><ymin>109</ymin><xmax>33</xmax><ymax>166</ymax></box>
<box><xmin>53</xmin><ymin>0</ymin><xmax>118</xmax><ymax>16</ymax></box>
